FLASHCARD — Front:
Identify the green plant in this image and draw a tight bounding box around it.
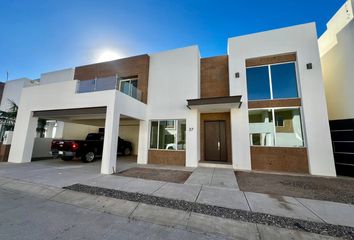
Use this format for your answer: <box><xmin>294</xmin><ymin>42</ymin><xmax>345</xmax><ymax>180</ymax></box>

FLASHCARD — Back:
<box><xmin>36</xmin><ymin>119</ymin><xmax>47</xmax><ymax>138</ymax></box>
<box><xmin>0</xmin><ymin>99</ymin><xmax>18</xmax><ymax>131</ymax></box>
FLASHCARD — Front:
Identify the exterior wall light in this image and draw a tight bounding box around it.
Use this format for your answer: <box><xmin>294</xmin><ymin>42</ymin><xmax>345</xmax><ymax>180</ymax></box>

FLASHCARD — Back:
<box><xmin>235</xmin><ymin>72</ymin><xmax>240</xmax><ymax>78</ymax></box>
<box><xmin>306</xmin><ymin>63</ymin><xmax>313</xmax><ymax>69</ymax></box>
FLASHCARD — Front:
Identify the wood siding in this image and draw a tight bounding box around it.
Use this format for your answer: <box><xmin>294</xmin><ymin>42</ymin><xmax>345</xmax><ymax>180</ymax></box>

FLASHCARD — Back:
<box><xmin>74</xmin><ymin>55</ymin><xmax>150</xmax><ymax>103</ymax></box>
<box><xmin>0</xmin><ymin>82</ymin><xmax>5</xmax><ymax>106</ymax></box>
<box><xmin>246</xmin><ymin>53</ymin><xmax>297</xmax><ymax>67</ymax></box>
<box><xmin>0</xmin><ymin>144</ymin><xmax>10</xmax><ymax>162</ymax></box>
<box><xmin>200</xmin><ymin>113</ymin><xmax>232</xmax><ymax>163</ymax></box>
<box><xmin>251</xmin><ymin>146</ymin><xmax>309</xmax><ymax>174</ymax></box>
<box><xmin>201</xmin><ymin>56</ymin><xmax>229</xmax><ymax>98</ymax></box>
<box><xmin>148</xmin><ymin>150</ymin><xmax>186</xmax><ymax>166</ymax></box>
<box><xmin>248</xmin><ymin>98</ymin><xmax>302</xmax><ymax>109</ymax></box>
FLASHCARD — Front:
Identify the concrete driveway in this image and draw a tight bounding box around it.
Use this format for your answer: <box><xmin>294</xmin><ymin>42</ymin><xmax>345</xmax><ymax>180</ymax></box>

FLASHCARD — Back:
<box><xmin>0</xmin><ymin>156</ymin><xmax>137</xmax><ymax>187</ymax></box>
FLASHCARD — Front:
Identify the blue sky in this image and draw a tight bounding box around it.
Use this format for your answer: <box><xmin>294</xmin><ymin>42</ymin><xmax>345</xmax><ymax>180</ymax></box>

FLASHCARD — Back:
<box><xmin>0</xmin><ymin>0</ymin><xmax>346</xmax><ymax>80</ymax></box>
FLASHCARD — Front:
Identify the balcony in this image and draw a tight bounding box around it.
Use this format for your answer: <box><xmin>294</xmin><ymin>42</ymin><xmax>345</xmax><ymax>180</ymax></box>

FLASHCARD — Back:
<box><xmin>76</xmin><ymin>76</ymin><xmax>142</xmax><ymax>101</ymax></box>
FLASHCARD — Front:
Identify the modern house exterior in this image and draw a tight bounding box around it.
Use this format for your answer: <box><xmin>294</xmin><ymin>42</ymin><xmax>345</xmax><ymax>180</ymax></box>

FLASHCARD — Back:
<box><xmin>319</xmin><ymin>0</ymin><xmax>354</xmax><ymax>176</ymax></box>
<box><xmin>4</xmin><ymin>22</ymin><xmax>336</xmax><ymax>176</ymax></box>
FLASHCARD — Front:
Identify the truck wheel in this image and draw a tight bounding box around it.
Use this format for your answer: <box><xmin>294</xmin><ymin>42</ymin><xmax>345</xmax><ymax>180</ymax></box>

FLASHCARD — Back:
<box><xmin>82</xmin><ymin>152</ymin><xmax>95</xmax><ymax>163</ymax></box>
<box><xmin>61</xmin><ymin>156</ymin><xmax>73</xmax><ymax>161</ymax></box>
<box><xmin>123</xmin><ymin>147</ymin><xmax>132</xmax><ymax>156</ymax></box>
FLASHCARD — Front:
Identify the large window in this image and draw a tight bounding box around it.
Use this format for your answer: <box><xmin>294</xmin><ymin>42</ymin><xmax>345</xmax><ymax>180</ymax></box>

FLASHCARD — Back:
<box><xmin>246</xmin><ymin>62</ymin><xmax>298</xmax><ymax>101</ymax></box>
<box><xmin>249</xmin><ymin>108</ymin><xmax>304</xmax><ymax>147</ymax></box>
<box><xmin>150</xmin><ymin>120</ymin><xmax>186</xmax><ymax>150</ymax></box>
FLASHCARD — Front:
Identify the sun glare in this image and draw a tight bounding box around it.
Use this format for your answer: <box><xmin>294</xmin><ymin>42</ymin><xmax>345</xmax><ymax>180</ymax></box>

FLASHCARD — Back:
<box><xmin>96</xmin><ymin>49</ymin><xmax>124</xmax><ymax>62</ymax></box>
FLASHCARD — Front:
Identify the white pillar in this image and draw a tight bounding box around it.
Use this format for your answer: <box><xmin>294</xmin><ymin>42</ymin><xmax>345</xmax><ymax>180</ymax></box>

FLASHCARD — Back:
<box><xmin>101</xmin><ymin>103</ymin><xmax>120</xmax><ymax>174</ymax></box>
<box><xmin>137</xmin><ymin>120</ymin><xmax>149</xmax><ymax>165</ymax></box>
<box><xmin>230</xmin><ymin>106</ymin><xmax>252</xmax><ymax>170</ymax></box>
<box><xmin>8</xmin><ymin>110</ymin><xmax>38</xmax><ymax>163</ymax></box>
<box><xmin>186</xmin><ymin>109</ymin><xmax>199</xmax><ymax>167</ymax></box>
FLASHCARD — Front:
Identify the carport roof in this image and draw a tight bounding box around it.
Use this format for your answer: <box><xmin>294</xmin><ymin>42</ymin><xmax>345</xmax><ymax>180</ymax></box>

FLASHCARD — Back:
<box><xmin>33</xmin><ymin>107</ymin><xmax>107</xmax><ymax>118</ymax></box>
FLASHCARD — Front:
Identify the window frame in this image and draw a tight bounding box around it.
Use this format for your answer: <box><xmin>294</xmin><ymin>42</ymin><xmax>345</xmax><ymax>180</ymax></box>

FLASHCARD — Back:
<box><xmin>246</xmin><ymin>61</ymin><xmax>300</xmax><ymax>101</ymax></box>
<box><xmin>248</xmin><ymin>106</ymin><xmax>306</xmax><ymax>148</ymax></box>
<box><xmin>149</xmin><ymin>119</ymin><xmax>186</xmax><ymax>151</ymax></box>
<box><xmin>119</xmin><ymin>78</ymin><xmax>138</xmax><ymax>96</ymax></box>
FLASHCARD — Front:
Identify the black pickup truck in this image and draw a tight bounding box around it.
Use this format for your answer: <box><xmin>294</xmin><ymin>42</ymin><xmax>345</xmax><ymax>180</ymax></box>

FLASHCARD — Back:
<box><xmin>50</xmin><ymin>133</ymin><xmax>132</xmax><ymax>162</ymax></box>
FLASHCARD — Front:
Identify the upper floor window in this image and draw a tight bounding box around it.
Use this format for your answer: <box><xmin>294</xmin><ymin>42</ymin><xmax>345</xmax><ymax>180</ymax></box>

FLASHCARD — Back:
<box><xmin>246</xmin><ymin>62</ymin><xmax>298</xmax><ymax>101</ymax></box>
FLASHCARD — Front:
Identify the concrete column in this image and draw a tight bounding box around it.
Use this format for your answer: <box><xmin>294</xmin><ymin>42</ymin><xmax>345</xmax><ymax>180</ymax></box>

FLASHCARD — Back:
<box><xmin>101</xmin><ymin>103</ymin><xmax>120</xmax><ymax>174</ymax></box>
<box><xmin>230</xmin><ymin>107</ymin><xmax>251</xmax><ymax>170</ymax></box>
<box><xmin>8</xmin><ymin>110</ymin><xmax>38</xmax><ymax>163</ymax></box>
<box><xmin>137</xmin><ymin>120</ymin><xmax>149</xmax><ymax>165</ymax></box>
<box><xmin>186</xmin><ymin>109</ymin><xmax>199</xmax><ymax>167</ymax></box>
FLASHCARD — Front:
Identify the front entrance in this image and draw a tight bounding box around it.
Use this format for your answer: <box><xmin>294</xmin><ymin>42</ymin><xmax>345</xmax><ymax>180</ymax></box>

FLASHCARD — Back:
<box><xmin>204</xmin><ymin>120</ymin><xmax>227</xmax><ymax>162</ymax></box>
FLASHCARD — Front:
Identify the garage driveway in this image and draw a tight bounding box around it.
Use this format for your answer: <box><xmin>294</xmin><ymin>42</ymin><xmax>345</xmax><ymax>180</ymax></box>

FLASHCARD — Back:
<box><xmin>0</xmin><ymin>156</ymin><xmax>137</xmax><ymax>188</ymax></box>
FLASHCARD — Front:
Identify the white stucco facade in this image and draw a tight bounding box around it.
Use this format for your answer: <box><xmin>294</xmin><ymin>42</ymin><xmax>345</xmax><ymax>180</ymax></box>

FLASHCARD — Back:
<box><xmin>319</xmin><ymin>0</ymin><xmax>354</xmax><ymax>120</ymax></box>
<box><xmin>7</xmin><ymin>68</ymin><xmax>146</xmax><ymax>174</ymax></box>
<box><xmin>137</xmin><ymin>46</ymin><xmax>200</xmax><ymax>167</ymax></box>
<box><xmin>3</xmin><ymin>23</ymin><xmax>336</xmax><ymax>177</ymax></box>
<box><xmin>0</xmin><ymin>78</ymin><xmax>30</xmax><ymax>111</ymax></box>
<box><xmin>228</xmin><ymin>23</ymin><xmax>335</xmax><ymax>176</ymax></box>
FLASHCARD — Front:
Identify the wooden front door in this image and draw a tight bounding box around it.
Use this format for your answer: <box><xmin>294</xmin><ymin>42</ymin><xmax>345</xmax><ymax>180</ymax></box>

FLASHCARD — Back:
<box><xmin>204</xmin><ymin>120</ymin><xmax>227</xmax><ymax>162</ymax></box>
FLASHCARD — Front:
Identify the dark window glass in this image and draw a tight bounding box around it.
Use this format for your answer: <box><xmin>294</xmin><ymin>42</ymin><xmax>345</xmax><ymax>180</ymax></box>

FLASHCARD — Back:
<box><xmin>159</xmin><ymin>121</ymin><xmax>176</xmax><ymax>150</ymax></box>
<box><xmin>246</xmin><ymin>66</ymin><xmax>271</xmax><ymax>100</ymax></box>
<box><xmin>86</xmin><ymin>133</ymin><xmax>103</xmax><ymax>141</ymax></box>
<box><xmin>150</xmin><ymin>121</ymin><xmax>158</xmax><ymax>148</ymax></box>
<box><xmin>271</xmin><ymin>63</ymin><xmax>298</xmax><ymax>99</ymax></box>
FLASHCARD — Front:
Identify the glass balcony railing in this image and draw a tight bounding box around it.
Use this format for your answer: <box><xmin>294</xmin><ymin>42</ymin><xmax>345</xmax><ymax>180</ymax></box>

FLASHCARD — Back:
<box><xmin>76</xmin><ymin>76</ymin><xmax>142</xmax><ymax>101</ymax></box>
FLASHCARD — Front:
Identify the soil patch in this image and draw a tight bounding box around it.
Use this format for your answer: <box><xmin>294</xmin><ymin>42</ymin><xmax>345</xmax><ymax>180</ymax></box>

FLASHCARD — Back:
<box><xmin>236</xmin><ymin>171</ymin><xmax>354</xmax><ymax>204</ymax></box>
<box><xmin>117</xmin><ymin>167</ymin><xmax>191</xmax><ymax>183</ymax></box>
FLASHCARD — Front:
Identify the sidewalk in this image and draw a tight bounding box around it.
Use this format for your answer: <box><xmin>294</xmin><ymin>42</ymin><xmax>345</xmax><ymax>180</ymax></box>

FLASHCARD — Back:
<box><xmin>0</xmin><ymin>176</ymin><xmax>343</xmax><ymax>240</ymax></box>
<box><xmin>1</xmin><ymin>161</ymin><xmax>353</xmax><ymax>239</ymax></box>
<box><xmin>79</xmin><ymin>167</ymin><xmax>354</xmax><ymax>229</ymax></box>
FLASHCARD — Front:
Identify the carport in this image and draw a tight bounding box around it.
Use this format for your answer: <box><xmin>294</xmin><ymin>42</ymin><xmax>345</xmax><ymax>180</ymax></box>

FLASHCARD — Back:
<box><xmin>8</xmin><ymin>76</ymin><xmax>147</xmax><ymax>174</ymax></box>
<box><xmin>31</xmin><ymin>107</ymin><xmax>141</xmax><ymax>173</ymax></box>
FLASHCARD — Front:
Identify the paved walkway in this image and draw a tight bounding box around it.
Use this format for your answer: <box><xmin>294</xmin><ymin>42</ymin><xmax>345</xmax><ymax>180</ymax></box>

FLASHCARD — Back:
<box><xmin>0</xmin><ymin>178</ymin><xmax>339</xmax><ymax>240</ymax></box>
<box><xmin>1</xmin><ymin>159</ymin><xmax>354</xmax><ymax>231</ymax></box>
<box><xmin>185</xmin><ymin>167</ymin><xmax>239</xmax><ymax>189</ymax></box>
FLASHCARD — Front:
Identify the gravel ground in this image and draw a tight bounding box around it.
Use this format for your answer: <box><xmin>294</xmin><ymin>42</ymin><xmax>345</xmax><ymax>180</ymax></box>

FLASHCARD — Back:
<box><xmin>116</xmin><ymin>167</ymin><xmax>191</xmax><ymax>183</ymax></box>
<box><xmin>236</xmin><ymin>171</ymin><xmax>354</xmax><ymax>205</ymax></box>
<box><xmin>64</xmin><ymin>183</ymin><xmax>354</xmax><ymax>239</ymax></box>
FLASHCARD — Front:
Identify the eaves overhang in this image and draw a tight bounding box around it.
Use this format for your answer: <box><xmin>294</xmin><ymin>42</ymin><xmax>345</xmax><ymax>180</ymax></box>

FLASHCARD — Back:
<box><xmin>186</xmin><ymin>95</ymin><xmax>242</xmax><ymax>112</ymax></box>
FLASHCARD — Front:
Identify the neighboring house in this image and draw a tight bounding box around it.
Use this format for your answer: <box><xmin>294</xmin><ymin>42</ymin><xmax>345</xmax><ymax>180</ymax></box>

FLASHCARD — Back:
<box><xmin>318</xmin><ymin>0</ymin><xmax>354</xmax><ymax>176</ymax></box>
<box><xmin>6</xmin><ymin>22</ymin><xmax>336</xmax><ymax>176</ymax></box>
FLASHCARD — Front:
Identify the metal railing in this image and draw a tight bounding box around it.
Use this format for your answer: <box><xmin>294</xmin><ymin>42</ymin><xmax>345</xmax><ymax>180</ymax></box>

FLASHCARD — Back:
<box><xmin>76</xmin><ymin>75</ymin><xmax>142</xmax><ymax>101</ymax></box>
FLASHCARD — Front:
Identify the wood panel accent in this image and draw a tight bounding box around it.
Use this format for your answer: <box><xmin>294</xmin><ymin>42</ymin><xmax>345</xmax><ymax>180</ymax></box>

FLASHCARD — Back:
<box><xmin>0</xmin><ymin>144</ymin><xmax>10</xmax><ymax>162</ymax></box>
<box><xmin>200</xmin><ymin>113</ymin><xmax>232</xmax><ymax>163</ymax></box>
<box><xmin>74</xmin><ymin>55</ymin><xmax>150</xmax><ymax>103</ymax></box>
<box><xmin>246</xmin><ymin>53</ymin><xmax>297</xmax><ymax>67</ymax></box>
<box><xmin>248</xmin><ymin>98</ymin><xmax>301</xmax><ymax>109</ymax></box>
<box><xmin>201</xmin><ymin>56</ymin><xmax>229</xmax><ymax>98</ymax></box>
<box><xmin>0</xmin><ymin>82</ymin><xmax>5</xmax><ymax>106</ymax></box>
<box><xmin>251</xmin><ymin>146</ymin><xmax>309</xmax><ymax>174</ymax></box>
<box><xmin>148</xmin><ymin>150</ymin><xmax>186</xmax><ymax>166</ymax></box>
